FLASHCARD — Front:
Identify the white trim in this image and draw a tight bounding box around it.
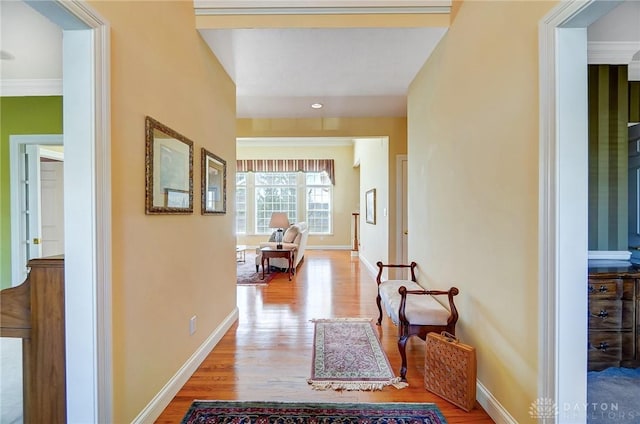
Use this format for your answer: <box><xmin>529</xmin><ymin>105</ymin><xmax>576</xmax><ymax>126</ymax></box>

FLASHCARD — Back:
<box><xmin>39</xmin><ymin>147</ymin><xmax>64</xmax><ymax>161</ymax></box>
<box><xmin>358</xmin><ymin>254</ymin><xmax>378</xmax><ymax>280</ymax></box>
<box><xmin>587</xmin><ymin>41</ymin><xmax>640</xmax><ymax>64</ymax></box>
<box><xmin>237</xmin><ymin>137</ymin><xmax>354</xmax><ymax>147</ymax></box>
<box><xmin>131</xmin><ymin>308</ymin><xmax>239</xmax><ymax>424</ymax></box>
<box><xmin>9</xmin><ymin>135</ymin><xmax>64</xmax><ymax>287</ymax></box>
<box><xmin>195</xmin><ymin>0</ymin><xmax>451</xmax><ymax>6</ymax></box>
<box><xmin>539</xmin><ymin>2</ymin><xmax>619</xmax><ymax>422</ymax></box>
<box><xmin>0</xmin><ymin>79</ymin><xmax>63</xmax><ymax>97</ymax></box>
<box><xmin>588</xmin><ymin>250</ymin><xmax>632</xmax><ymax>260</ymax></box>
<box><xmin>51</xmin><ymin>1</ymin><xmax>112</xmax><ymax>422</ymax></box>
<box><xmin>395</xmin><ymin>155</ymin><xmax>407</xmax><ymax>266</ymax></box>
<box><xmin>476</xmin><ymin>380</ymin><xmax>517</xmax><ymax>424</ymax></box>
<box><xmin>195</xmin><ymin>6</ymin><xmax>450</xmax><ymax>15</ymax></box>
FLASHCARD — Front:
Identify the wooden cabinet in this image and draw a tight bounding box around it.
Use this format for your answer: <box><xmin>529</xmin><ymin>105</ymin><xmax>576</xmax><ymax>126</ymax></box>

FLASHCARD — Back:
<box><xmin>588</xmin><ymin>265</ymin><xmax>640</xmax><ymax>371</ymax></box>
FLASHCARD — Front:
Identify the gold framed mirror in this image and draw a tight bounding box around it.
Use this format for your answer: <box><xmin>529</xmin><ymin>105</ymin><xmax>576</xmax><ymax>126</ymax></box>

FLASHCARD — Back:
<box><xmin>145</xmin><ymin>116</ymin><xmax>194</xmax><ymax>214</ymax></box>
<box><xmin>201</xmin><ymin>148</ymin><xmax>226</xmax><ymax>215</ymax></box>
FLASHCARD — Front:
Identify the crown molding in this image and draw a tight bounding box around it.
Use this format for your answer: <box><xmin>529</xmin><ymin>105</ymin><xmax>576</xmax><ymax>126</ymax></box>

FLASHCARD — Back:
<box><xmin>588</xmin><ymin>41</ymin><xmax>640</xmax><ymax>64</ymax></box>
<box><xmin>0</xmin><ymin>78</ymin><xmax>62</xmax><ymax>96</ymax></box>
<box><xmin>194</xmin><ymin>0</ymin><xmax>450</xmax><ymax>15</ymax></box>
<box><xmin>237</xmin><ymin>137</ymin><xmax>355</xmax><ymax>147</ymax></box>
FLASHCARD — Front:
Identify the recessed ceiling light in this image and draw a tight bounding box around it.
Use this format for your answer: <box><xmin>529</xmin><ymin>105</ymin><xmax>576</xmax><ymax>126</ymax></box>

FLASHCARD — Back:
<box><xmin>311</xmin><ymin>103</ymin><xmax>323</xmax><ymax>109</ymax></box>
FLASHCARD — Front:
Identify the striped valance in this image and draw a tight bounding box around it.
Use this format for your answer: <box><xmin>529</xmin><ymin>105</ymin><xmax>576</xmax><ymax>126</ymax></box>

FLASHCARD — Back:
<box><xmin>236</xmin><ymin>159</ymin><xmax>335</xmax><ymax>185</ymax></box>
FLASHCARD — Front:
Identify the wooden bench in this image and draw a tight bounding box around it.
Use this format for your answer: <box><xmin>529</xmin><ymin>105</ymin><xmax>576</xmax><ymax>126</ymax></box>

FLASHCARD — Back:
<box><xmin>375</xmin><ymin>261</ymin><xmax>459</xmax><ymax>381</ymax></box>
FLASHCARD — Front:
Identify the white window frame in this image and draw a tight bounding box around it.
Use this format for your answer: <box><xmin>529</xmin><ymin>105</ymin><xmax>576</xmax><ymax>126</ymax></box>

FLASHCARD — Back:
<box><xmin>236</xmin><ymin>171</ymin><xmax>334</xmax><ymax>235</ymax></box>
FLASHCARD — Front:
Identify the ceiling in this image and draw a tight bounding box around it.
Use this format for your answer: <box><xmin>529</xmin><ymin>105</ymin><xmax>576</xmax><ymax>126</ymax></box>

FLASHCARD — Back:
<box><xmin>1</xmin><ymin>0</ymin><xmax>639</xmax><ymax>119</ymax></box>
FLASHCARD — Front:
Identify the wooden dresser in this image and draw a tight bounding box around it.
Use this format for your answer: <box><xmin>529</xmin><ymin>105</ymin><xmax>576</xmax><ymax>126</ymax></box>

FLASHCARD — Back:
<box><xmin>588</xmin><ymin>263</ymin><xmax>640</xmax><ymax>371</ymax></box>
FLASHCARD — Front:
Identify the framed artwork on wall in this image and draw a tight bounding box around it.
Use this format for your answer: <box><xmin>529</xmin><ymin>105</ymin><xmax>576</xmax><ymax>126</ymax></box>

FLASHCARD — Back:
<box><xmin>201</xmin><ymin>148</ymin><xmax>227</xmax><ymax>215</ymax></box>
<box><xmin>365</xmin><ymin>188</ymin><xmax>376</xmax><ymax>225</ymax></box>
<box><xmin>145</xmin><ymin>116</ymin><xmax>194</xmax><ymax>214</ymax></box>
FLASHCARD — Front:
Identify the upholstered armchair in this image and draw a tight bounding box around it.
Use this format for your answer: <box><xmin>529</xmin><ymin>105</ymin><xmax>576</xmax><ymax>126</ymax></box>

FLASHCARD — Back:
<box><xmin>255</xmin><ymin>222</ymin><xmax>309</xmax><ymax>272</ymax></box>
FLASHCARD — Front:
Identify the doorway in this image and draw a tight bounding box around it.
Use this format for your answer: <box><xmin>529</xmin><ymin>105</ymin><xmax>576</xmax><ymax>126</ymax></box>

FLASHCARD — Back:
<box><xmin>540</xmin><ymin>0</ymin><xmax>626</xmax><ymax>420</ymax></box>
<box><xmin>2</xmin><ymin>0</ymin><xmax>111</xmax><ymax>421</ymax></box>
<box><xmin>9</xmin><ymin>135</ymin><xmax>64</xmax><ymax>286</ymax></box>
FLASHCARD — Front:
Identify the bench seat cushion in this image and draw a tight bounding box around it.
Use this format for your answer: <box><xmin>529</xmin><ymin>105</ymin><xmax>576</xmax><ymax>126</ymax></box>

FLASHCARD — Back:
<box><xmin>379</xmin><ymin>280</ymin><xmax>450</xmax><ymax>326</ymax></box>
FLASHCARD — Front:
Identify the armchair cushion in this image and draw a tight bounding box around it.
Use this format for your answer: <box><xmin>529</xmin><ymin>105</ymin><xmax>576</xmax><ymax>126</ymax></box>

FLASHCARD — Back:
<box><xmin>283</xmin><ymin>226</ymin><xmax>299</xmax><ymax>243</ymax></box>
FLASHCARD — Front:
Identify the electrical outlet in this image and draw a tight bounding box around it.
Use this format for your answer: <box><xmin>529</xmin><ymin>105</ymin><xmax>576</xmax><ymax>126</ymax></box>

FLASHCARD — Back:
<box><xmin>189</xmin><ymin>315</ymin><xmax>197</xmax><ymax>335</ymax></box>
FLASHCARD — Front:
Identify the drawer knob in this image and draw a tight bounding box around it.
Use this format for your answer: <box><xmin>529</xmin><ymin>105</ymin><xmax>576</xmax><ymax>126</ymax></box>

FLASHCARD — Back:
<box><xmin>588</xmin><ymin>285</ymin><xmax>609</xmax><ymax>294</ymax></box>
<box><xmin>589</xmin><ymin>310</ymin><xmax>609</xmax><ymax>319</ymax></box>
<box><xmin>588</xmin><ymin>341</ymin><xmax>610</xmax><ymax>351</ymax></box>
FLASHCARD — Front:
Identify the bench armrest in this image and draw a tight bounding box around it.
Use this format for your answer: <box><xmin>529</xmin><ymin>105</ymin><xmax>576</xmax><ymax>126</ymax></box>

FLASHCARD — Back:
<box><xmin>375</xmin><ymin>261</ymin><xmax>417</xmax><ymax>285</ymax></box>
<box><xmin>397</xmin><ymin>286</ymin><xmax>459</xmax><ymax>330</ymax></box>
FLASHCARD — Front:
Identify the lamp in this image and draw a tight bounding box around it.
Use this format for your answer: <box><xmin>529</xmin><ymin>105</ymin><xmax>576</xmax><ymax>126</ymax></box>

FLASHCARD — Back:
<box><xmin>269</xmin><ymin>212</ymin><xmax>290</xmax><ymax>249</ymax></box>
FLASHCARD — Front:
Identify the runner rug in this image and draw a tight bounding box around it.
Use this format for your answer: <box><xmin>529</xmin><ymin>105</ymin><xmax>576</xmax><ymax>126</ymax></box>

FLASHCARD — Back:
<box><xmin>307</xmin><ymin>317</ymin><xmax>406</xmax><ymax>391</ymax></box>
<box><xmin>181</xmin><ymin>400</ymin><xmax>447</xmax><ymax>424</ymax></box>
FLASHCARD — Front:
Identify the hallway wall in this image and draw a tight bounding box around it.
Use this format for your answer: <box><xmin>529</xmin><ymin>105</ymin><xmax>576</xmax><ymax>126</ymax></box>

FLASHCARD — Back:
<box><xmin>407</xmin><ymin>1</ymin><xmax>557</xmax><ymax>421</ymax></box>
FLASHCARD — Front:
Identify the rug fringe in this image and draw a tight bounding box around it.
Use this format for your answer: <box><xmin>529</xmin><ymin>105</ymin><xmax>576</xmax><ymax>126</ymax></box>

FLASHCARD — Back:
<box><xmin>310</xmin><ymin>317</ymin><xmax>372</xmax><ymax>323</ymax></box>
<box><xmin>307</xmin><ymin>377</ymin><xmax>407</xmax><ymax>391</ymax></box>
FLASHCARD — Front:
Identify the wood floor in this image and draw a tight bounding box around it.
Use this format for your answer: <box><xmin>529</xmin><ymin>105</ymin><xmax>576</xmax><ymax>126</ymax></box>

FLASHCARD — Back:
<box><xmin>155</xmin><ymin>250</ymin><xmax>494</xmax><ymax>423</ymax></box>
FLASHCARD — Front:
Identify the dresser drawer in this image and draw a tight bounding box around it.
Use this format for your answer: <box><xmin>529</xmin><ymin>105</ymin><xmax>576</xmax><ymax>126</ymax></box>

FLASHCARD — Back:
<box><xmin>588</xmin><ymin>300</ymin><xmax>623</xmax><ymax>329</ymax></box>
<box><xmin>588</xmin><ymin>278</ymin><xmax>622</xmax><ymax>299</ymax></box>
<box><xmin>588</xmin><ymin>331</ymin><xmax>622</xmax><ymax>364</ymax></box>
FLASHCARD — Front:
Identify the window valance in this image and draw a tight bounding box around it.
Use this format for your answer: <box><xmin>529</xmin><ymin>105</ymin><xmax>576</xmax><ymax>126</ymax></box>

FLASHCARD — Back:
<box><xmin>236</xmin><ymin>159</ymin><xmax>335</xmax><ymax>185</ymax></box>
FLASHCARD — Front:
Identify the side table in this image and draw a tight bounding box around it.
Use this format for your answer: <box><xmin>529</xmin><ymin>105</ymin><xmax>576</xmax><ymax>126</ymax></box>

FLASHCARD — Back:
<box><xmin>260</xmin><ymin>247</ymin><xmax>296</xmax><ymax>281</ymax></box>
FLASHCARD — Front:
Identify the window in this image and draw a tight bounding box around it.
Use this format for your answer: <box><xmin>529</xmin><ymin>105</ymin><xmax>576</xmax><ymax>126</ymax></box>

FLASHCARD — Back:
<box><xmin>306</xmin><ymin>172</ymin><xmax>332</xmax><ymax>234</ymax></box>
<box><xmin>235</xmin><ymin>173</ymin><xmax>246</xmax><ymax>234</ymax></box>
<box><xmin>255</xmin><ymin>172</ymin><xmax>297</xmax><ymax>234</ymax></box>
<box><xmin>235</xmin><ymin>171</ymin><xmax>333</xmax><ymax>235</ymax></box>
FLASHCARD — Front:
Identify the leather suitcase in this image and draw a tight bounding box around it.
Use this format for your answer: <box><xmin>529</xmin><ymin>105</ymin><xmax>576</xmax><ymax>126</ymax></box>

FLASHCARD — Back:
<box><xmin>424</xmin><ymin>332</ymin><xmax>477</xmax><ymax>411</ymax></box>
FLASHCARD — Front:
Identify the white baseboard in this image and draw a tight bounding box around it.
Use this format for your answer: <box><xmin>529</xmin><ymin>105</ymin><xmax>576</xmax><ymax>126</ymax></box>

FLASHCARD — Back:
<box><xmin>306</xmin><ymin>245</ymin><xmax>351</xmax><ymax>250</ymax></box>
<box><xmin>476</xmin><ymin>380</ymin><xmax>517</xmax><ymax>424</ymax></box>
<box><xmin>358</xmin><ymin>255</ymin><xmax>378</xmax><ymax>279</ymax></box>
<box><xmin>132</xmin><ymin>307</ymin><xmax>239</xmax><ymax>424</ymax></box>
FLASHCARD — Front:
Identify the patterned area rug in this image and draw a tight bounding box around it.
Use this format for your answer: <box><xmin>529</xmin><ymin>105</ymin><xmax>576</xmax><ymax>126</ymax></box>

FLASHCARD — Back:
<box><xmin>181</xmin><ymin>400</ymin><xmax>447</xmax><ymax>424</ymax></box>
<box><xmin>237</xmin><ymin>252</ymin><xmax>273</xmax><ymax>285</ymax></box>
<box><xmin>307</xmin><ymin>318</ymin><xmax>405</xmax><ymax>391</ymax></box>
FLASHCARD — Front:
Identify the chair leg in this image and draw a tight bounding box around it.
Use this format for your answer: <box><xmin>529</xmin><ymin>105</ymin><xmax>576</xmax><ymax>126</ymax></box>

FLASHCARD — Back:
<box><xmin>255</xmin><ymin>265</ymin><xmax>259</xmax><ymax>272</ymax></box>
<box><xmin>398</xmin><ymin>335</ymin><xmax>409</xmax><ymax>381</ymax></box>
<box><xmin>376</xmin><ymin>294</ymin><xmax>383</xmax><ymax>325</ymax></box>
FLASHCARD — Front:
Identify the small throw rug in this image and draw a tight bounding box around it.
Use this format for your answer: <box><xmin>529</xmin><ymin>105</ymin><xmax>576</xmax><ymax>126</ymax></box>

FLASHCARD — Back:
<box><xmin>587</xmin><ymin>367</ymin><xmax>640</xmax><ymax>423</ymax></box>
<box><xmin>307</xmin><ymin>317</ymin><xmax>405</xmax><ymax>391</ymax></box>
<box><xmin>181</xmin><ymin>400</ymin><xmax>447</xmax><ymax>424</ymax></box>
<box><xmin>237</xmin><ymin>252</ymin><xmax>273</xmax><ymax>285</ymax></box>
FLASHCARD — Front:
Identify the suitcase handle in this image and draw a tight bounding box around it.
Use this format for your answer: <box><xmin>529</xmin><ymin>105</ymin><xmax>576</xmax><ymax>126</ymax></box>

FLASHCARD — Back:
<box><xmin>441</xmin><ymin>331</ymin><xmax>458</xmax><ymax>343</ymax></box>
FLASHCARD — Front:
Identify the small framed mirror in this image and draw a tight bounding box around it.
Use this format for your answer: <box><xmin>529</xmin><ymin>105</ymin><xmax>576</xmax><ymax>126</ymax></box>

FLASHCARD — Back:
<box><xmin>145</xmin><ymin>116</ymin><xmax>194</xmax><ymax>214</ymax></box>
<box><xmin>201</xmin><ymin>148</ymin><xmax>226</xmax><ymax>215</ymax></box>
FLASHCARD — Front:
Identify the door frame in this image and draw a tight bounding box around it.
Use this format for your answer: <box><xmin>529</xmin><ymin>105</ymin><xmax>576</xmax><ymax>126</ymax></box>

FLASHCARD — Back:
<box><xmin>22</xmin><ymin>1</ymin><xmax>113</xmax><ymax>421</ymax></box>
<box><xmin>9</xmin><ymin>134</ymin><xmax>63</xmax><ymax>286</ymax></box>
<box><xmin>539</xmin><ymin>0</ymin><xmax>622</xmax><ymax>420</ymax></box>
<box><xmin>395</xmin><ymin>154</ymin><xmax>408</xmax><ymax>276</ymax></box>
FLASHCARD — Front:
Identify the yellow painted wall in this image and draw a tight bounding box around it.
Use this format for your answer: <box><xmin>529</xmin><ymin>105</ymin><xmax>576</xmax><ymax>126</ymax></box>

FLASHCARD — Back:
<box><xmin>237</xmin><ymin>118</ymin><xmax>406</xmax><ymax>264</ymax></box>
<box><xmin>88</xmin><ymin>1</ymin><xmax>236</xmax><ymax>421</ymax></box>
<box><xmin>354</xmin><ymin>138</ymin><xmax>389</xmax><ymax>270</ymax></box>
<box><xmin>236</xmin><ymin>143</ymin><xmax>358</xmax><ymax>248</ymax></box>
<box><xmin>407</xmin><ymin>1</ymin><xmax>555</xmax><ymax>421</ymax></box>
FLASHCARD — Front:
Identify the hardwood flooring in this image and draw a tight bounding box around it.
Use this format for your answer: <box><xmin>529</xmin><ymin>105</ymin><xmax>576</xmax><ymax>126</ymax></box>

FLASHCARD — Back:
<box><xmin>155</xmin><ymin>250</ymin><xmax>494</xmax><ymax>423</ymax></box>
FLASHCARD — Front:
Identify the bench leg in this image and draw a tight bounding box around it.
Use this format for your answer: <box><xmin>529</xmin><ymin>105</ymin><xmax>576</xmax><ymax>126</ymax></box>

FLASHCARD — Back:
<box><xmin>398</xmin><ymin>335</ymin><xmax>409</xmax><ymax>381</ymax></box>
<box><xmin>376</xmin><ymin>294</ymin><xmax>383</xmax><ymax>325</ymax></box>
